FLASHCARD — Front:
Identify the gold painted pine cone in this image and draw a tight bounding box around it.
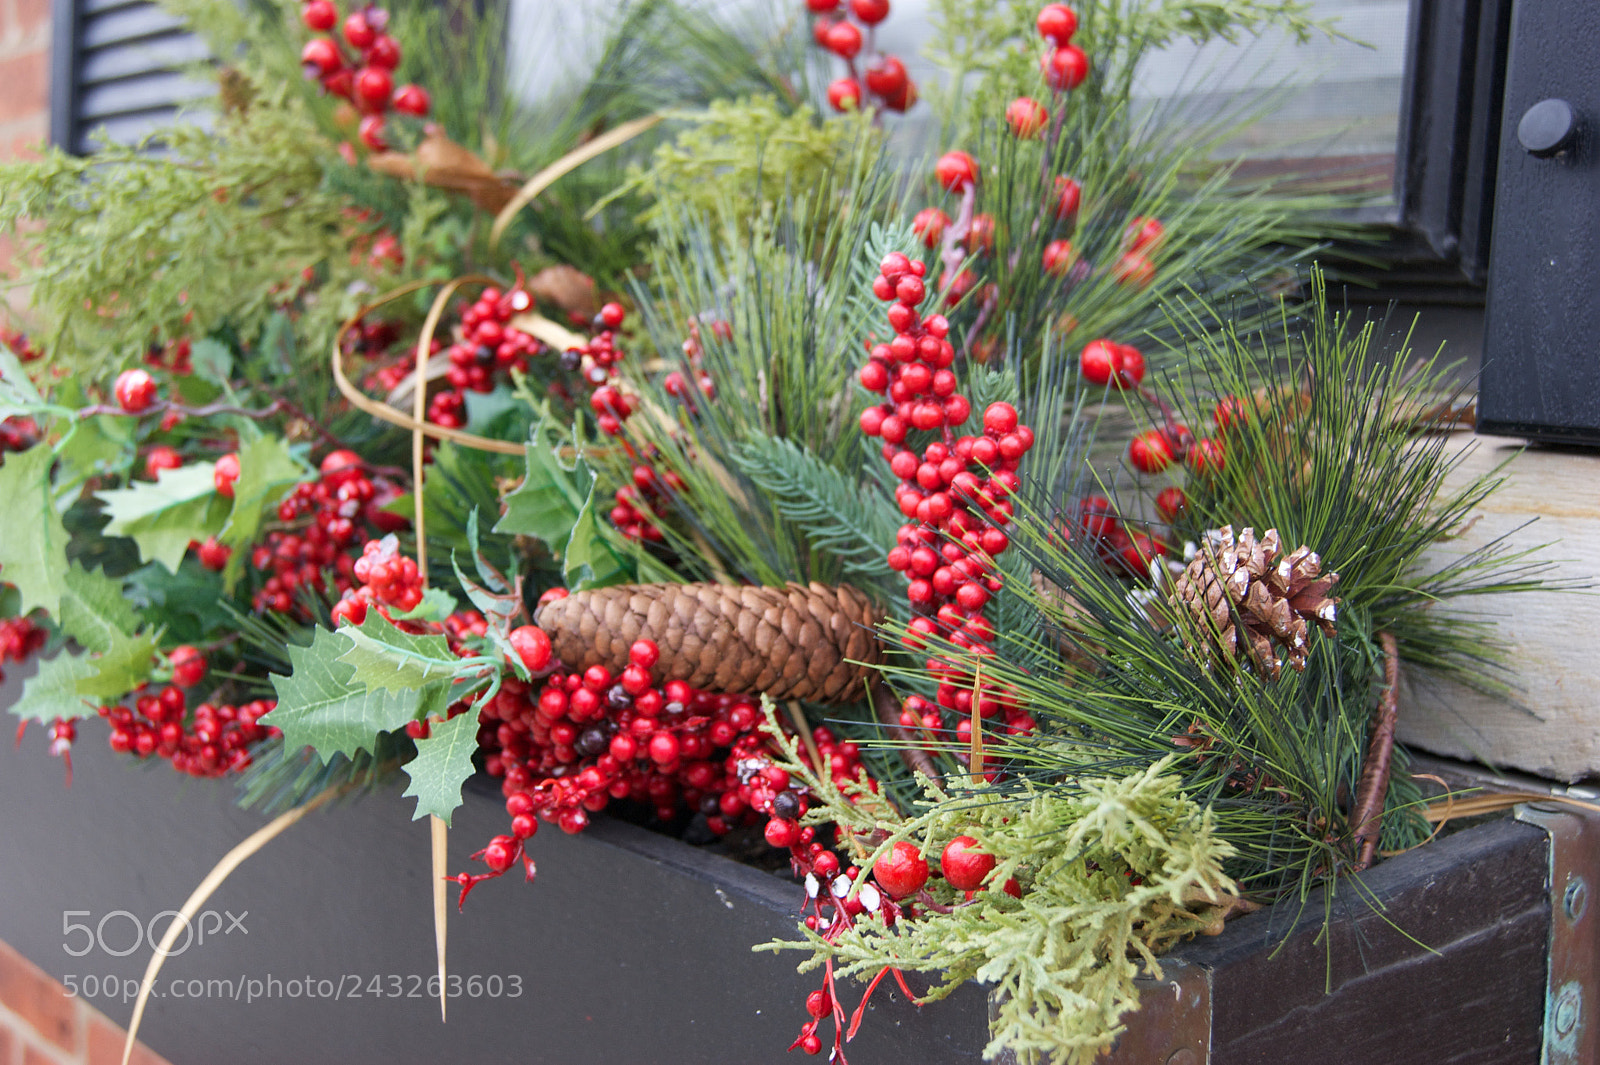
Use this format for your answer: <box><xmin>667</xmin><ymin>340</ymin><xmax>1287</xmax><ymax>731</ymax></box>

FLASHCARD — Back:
<box><xmin>534</xmin><ymin>582</ymin><xmax>884</xmax><ymax>704</ymax></box>
<box><xmin>1169</xmin><ymin>526</ymin><xmax>1339</xmax><ymax>679</ymax></box>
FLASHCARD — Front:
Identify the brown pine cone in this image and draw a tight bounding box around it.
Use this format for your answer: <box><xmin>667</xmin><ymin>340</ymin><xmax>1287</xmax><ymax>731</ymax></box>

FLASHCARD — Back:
<box><xmin>1169</xmin><ymin>526</ymin><xmax>1339</xmax><ymax>680</ymax></box>
<box><xmin>534</xmin><ymin>582</ymin><xmax>884</xmax><ymax>704</ymax></box>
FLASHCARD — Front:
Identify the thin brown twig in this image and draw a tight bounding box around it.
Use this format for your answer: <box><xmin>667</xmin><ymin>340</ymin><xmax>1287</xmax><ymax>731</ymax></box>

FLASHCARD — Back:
<box><xmin>1351</xmin><ymin>630</ymin><xmax>1399</xmax><ymax>871</ymax></box>
<box><xmin>870</xmin><ymin>680</ymin><xmax>942</xmax><ymax>788</ymax></box>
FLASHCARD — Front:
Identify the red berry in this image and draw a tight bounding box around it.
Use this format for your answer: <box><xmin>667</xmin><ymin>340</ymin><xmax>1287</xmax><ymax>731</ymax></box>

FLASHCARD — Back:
<box><xmin>764</xmin><ymin>817</ymin><xmax>800</xmax><ymax>848</ymax></box>
<box><xmin>354</xmin><ymin>67</ymin><xmax>393</xmax><ymax>112</ymax></box>
<box><xmin>393</xmin><ymin>84</ymin><xmax>430</xmax><ymax>116</ymax></box>
<box><xmin>301</xmin><ymin>37</ymin><xmax>342</xmax><ymax>75</ymax></box>
<box><xmin>827</xmin><ymin>77</ymin><xmax>862</xmax><ymax>112</ymax></box>
<box><xmin>648</xmin><ymin>731</ymin><xmax>679</xmax><ymax>764</ymax></box>
<box><xmin>302</xmin><ymin>0</ymin><xmax>337</xmax><ymax>32</ymax></box>
<box><xmin>1115</xmin><ymin>344</ymin><xmax>1145</xmax><ymax>388</ymax></box>
<box><xmin>366</xmin><ymin>34</ymin><xmax>400</xmax><ymax>70</ymax></box>
<box><xmin>1188</xmin><ymin>437</ymin><xmax>1225</xmax><ymax>475</ymax></box>
<box><xmin>1037</xmin><ymin>4</ymin><xmax>1079</xmax><ymax>41</ymax></box>
<box><xmin>873</xmin><ymin>840</ymin><xmax>930</xmax><ymax>898</ymax></box>
<box><xmin>599</xmin><ymin>302</ymin><xmax>626</xmax><ymax>329</ymax></box>
<box><xmin>864</xmin><ymin>55</ymin><xmax>908</xmax><ymax>98</ymax></box>
<box><xmin>114</xmin><ymin>369</ymin><xmax>158</xmax><ymax>412</ymax></box>
<box><xmin>1155</xmin><ymin>486</ymin><xmax>1187</xmax><ymax>523</ymax></box>
<box><xmin>1043</xmin><ymin>44</ymin><xmax>1089</xmax><ymax>91</ymax></box>
<box><xmin>805</xmin><ymin>988</ymin><xmax>832</xmax><ymax>1019</ymax></box>
<box><xmin>170</xmin><ymin>645</ymin><xmax>207</xmax><ymax>689</ymax></box>
<box><xmin>1124</xmin><ymin>216</ymin><xmax>1166</xmax><ymax>252</ymax></box>
<box><xmin>940</xmin><ymin>835</ymin><xmax>996</xmax><ymax>891</ymax></box>
<box><xmin>213</xmin><ymin>452</ymin><xmax>240</xmax><ymax>498</ymax></box>
<box><xmin>343</xmin><ymin>12</ymin><xmax>375</xmax><ymax>48</ymax></box>
<box><xmin>144</xmin><ymin>446</ymin><xmax>182</xmax><ymax>480</ymax></box>
<box><xmin>197</xmin><ymin>537</ymin><xmax>230</xmax><ymax>571</ymax></box>
<box><xmin>982</xmin><ymin>402</ymin><xmax>1018</xmax><ymax>435</ymax></box>
<box><xmin>824</xmin><ymin>20</ymin><xmax>862</xmax><ymax>58</ymax></box>
<box><xmin>912</xmin><ymin>207</ymin><xmax>949</xmax><ymax>248</ymax></box>
<box><xmin>1005</xmin><ymin>96</ymin><xmax>1049</xmax><ymax>138</ymax></box>
<box><xmin>849</xmin><ymin>0</ymin><xmax>890</xmax><ymax>24</ymax></box>
<box><xmin>508</xmin><ymin>626</ymin><xmax>553</xmax><ymax>672</ymax></box>
<box><xmin>1128</xmin><ymin>430</ymin><xmax>1174</xmax><ymax>474</ymax></box>
<box><xmin>1119</xmin><ymin>533</ymin><xmax>1165</xmax><ymax>577</ymax></box>
<box><xmin>1052</xmin><ymin>175</ymin><xmax>1082</xmax><ymax>220</ymax></box>
<box><xmin>629</xmin><ymin>639</ymin><xmax>660</xmax><ymax>669</ymax></box>
<box><xmin>483</xmin><ymin>835</ymin><xmax>516</xmax><ymax>873</ymax></box>
<box><xmin>1041</xmin><ymin>239</ymin><xmax>1074</xmax><ymax>275</ymax></box>
<box><xmin>320</xmin><ymin>448</ymin><xmax>363</xmax><ymax>481</ymax></box>
<box><xmin>806</xmin><ymin>0</ymin><xmax>839</xmax><ymax>9</ymax></box>
<box><xmin>801</xmin><ymin>1034</ymin><xmax>823</xmax><ymax>1056</ymax></box>
<box><xmin>1112</xmin><ymin>252</ymin><xmax>1155</xmax><ymax>288</ymax></box>
<box><xmin>358</xmin><ymin>115</ymin><xmax>388</xmax><ymax>151</ymax></box>
<box><xmin>934</xmin><ymin>151</ymin><xmax>978</xmax><ymax>193</ymax></box>
<box><xmin>1080</xmin><ymin>339</ymin><xmax>1116</xmax><ymax>385</ymax></box>
<box><xmin>1213</xmin><ymin>395</ymin><xmax>1248</xmax><ymax>431</ymax></box>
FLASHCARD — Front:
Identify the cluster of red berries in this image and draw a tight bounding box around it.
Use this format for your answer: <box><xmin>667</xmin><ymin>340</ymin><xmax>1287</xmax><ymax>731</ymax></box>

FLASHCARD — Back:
<box><xmin>554</xmin><ymin>303</ymin><xmax>638</xmax><ymax>437</ymax></box>
<box><xmin>249</xmin><ymin>451</ymin><xmax>406</xmax><ymax>616</ymax></box>
<box><xmin>329</xmin><ymin>535</ymin><xmax>427</xmax><ymax>625</ymax></box>
<box><xmin>856</xmin><ymin>251</ymin><xmax>1035</xmax><ymax>748</ymax></box>
<box><xmin>1036</xmin><ymin>4</ymin><xmax>1088</xmax><ymax>92</ymax></box>
<box><xmin>1079</xmin><ymin>336</ymin><xmax>1146</xmax><ymax>390</ymax></box>
<box><xmin>0</xmin><ymin>328</ymin><xmax>43</xmax><ymax>363</ymax></box>
<box><xmin>0</xmin><ymin>613</ymin><xmax>47</xmax><ymax>688</ymax></box>
<box><xmin>1126</xmin><ymin>393</ymin><xmax>1236</xmax><ymax>478</ymax></box>
<box><xmin>661</xmin><ymin>316</ymin><xmax>721</xmax><ymax>409</ymax></box>
<box><xmin>100</xmin><ymin>673</ymin><xmax>279</xmax><ymax>778</ymax></box>
<box><xmin>609</xmin><ymin>458</ymin><xmax>679</xmax><ymax>543</ymax></box>
<box><xmin>429</xmin><ymin>282</ymin><xmax>544</xmax><ymax>429</ymax></box>
<box><xmin>142</xmin><ymin>337</ymin><xmax>193</xmax><ymax>376</ymax></box>
<box><xmin>297</xmin><ymin>1</ymin><xmax>429</xmax><ymax>151</ymax></box>
<box><xmin>804</xmin><ymin>0</ymin><xmax>916</xmax><ymax>114</ymax></box>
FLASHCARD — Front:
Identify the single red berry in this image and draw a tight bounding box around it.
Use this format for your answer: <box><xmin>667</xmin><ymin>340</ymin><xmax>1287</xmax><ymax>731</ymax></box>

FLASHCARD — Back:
<box><xmin>170</xmin><ymin>645</ymin><xmax>207</xmax><ymax>689</ymax></box>
<box><xmin>320</xmin><ymin>448</ymin><xmax>364</xmax><ymax>481</ymax></box>
<box><xmin>1112</xmin><ymin>252</ymin><xmax>1155</xmax><ymax>288</ymax></box>
<box><xmin>354</xmin><ymin>67</ymin><xmax>393</xmax><ymax>112</ymax></box>
<box><xmin>764</xmin><ymin>817</ymin><xmax>800</xmax><ymax>848</ymax></box>
<box><xmin>849</xmin><ymin>0</ymin><xmax>890</xmax><ymax>24</ymax></box>
<box><xmin>864</xmin><ymin>55</ymin><xmax>908</xmax><ymax>98</ymax></box>
<box><xmin>1037</xmin><ymin>3</ymin><xmax>1079</xmax><ymax>41</ymax></box>
<box><xmin>483</xmin><ymin>835</ymin><xmax>517</xmax><ymax>873</ymax></box>
<box><xmin>197</xmin><ymin>537</ymin><xmax>230</xmax><ymax>571</ymax></box>
<box><xmin>629</xmin><ymin>639</ymin><xmax>659</xmax><ymax>669</ymax></box>
<box><xmin>940</xmin><ymin>835</ymin><xmax>996</xmax><ymax>891</ymax></box>
<box><xmin>599</xmin><ymin>302</ymin><xmax>626</xmax><ymax>329</ymax></box>
<box><xmin>508</xmin><ymin>626</ymin><xmax>552</xmax><ymax>672</ymax></box>
<box><xmin>1041</xmin><ymin>239</ymin><xmax>1074</xmax><ymax>275</ymax></box>
<box><xmin>213</xmin><ymin>452</ymin><xmax>240</xmax><ymax>498</ymax></box>
<box><xmin>1043</xmin><ymin>44</ymin><xmax>1089</xmax><ymax>91</ymax></box>
<box><xmin>1213</xmin><ymin>395</ymin><xmax>1248</xmax><ymax>431</ymax></box>
<box><xmin>1005</xmin><ymin>96</ymin><xmax>1049</xmax><ymax>138</ymax></box>
<box><xmin>1119</xmin><ymin>533</ymin><xmax>1165</xmax><ymax>577</ymax></box>
<box><xmin>648</xmin><ymin>731</ymin><xmax>679</xmax><ymax>764</ymax></box>
<box><xmin>1124</xmin><ymin>215</ymin><xmax>1166</xmax><ymax>252</ymax></box>
<box><xmin>1187</xmin><ymin>437</ymin><xmax>1225</xmax><ymax>475</ymax></box>
<box><xmin>806</xmin><ymin>0</ymin><xmax>839</xmax><ymax>9</ymax></box>
<box><xmin>873</xmin><ymin>840</ymin><xmax>930</xmax><ymax>898</ymax></box>
<box><xmin>800</xmin><ymin>1034</ymin><xmax>823</xmax><ymax>1056</ymax></box>
<box><xmin>144</xmin><ymin>446</ymin><xmax>182</xmax><ymax>480</ymax></box>
<box><xmin>824</xmin><ymin>20</ymin><xmax>863</xmax><ymax>58</ymax></box>
<box><xmin>1155</xmin><ymin>486</ymin><xmax>1187</xmax><ymax>523</ymax></box>
<box><xmin>827</xmin><ymin>77</ymin><xmax>862</xmax><ymax>112</ymax></box>
<box><xmin>982</xmin><ymin>401</ymin><xmax>1018</xmax><ymax>435</ymax></box>
<box><xmin>805</xmin><ymin>988</ymin><xmax>832</xmax><ymax>1019</ymax></box>
<box><xmin>358</xmin><ymin>115</ymin><xmax>388</xmax><ymax>151</ymax></box>
<box><xmin>301</xmin><ymin>37</ymin><xmax>342</xmax><ymax>75</ymax></box>
<box><xmin>1114</xmin><ymin>344</ymin><xmax>1145</xmax><ymax>388</ymax></box>
<box><xmin>1128</xmin><ymin>430</ymin><xmax>1174</xmax><ymax>474</ymax></box>
<box><xmin>114</xmin><ymin>369</ymin><xmax>158</xmax><ymax>412</ymax></box>
<box><xmin>365</xmin><ymin>34</ymin><xmax>401</xmax><ymax>70</ymax></box>
<box><xmin>1052</xmin><ymin>174</ymin><xmax>1082</xmax><ymax>220</ymax></box>
<box><xmin>343</xmin><ymin>11</ymin><xmax>375</xmax><ymax>48</ymax></box>
<box><xmin>393</xmin><ymin>84</ymin><xmax>430</xmax><ymax>116</ymax></box>
<box><xmin>934</xmin><ymin>150</ymin><xmax>978</xmax><ymax>193</ymax></box>
<box><xmin>302</xmin><ymin>0</ymin><xmax>337</xmax><ymax>32</ymax></box>
<box><xmin>912</xmin><ymin>207</ymin><xmax>949</xmax><ymax>248</ymax></box>
<box><xmin>1080</xmin><ymin>339</ymin><xmax>1116</xmax><ymax>385</ymax></box>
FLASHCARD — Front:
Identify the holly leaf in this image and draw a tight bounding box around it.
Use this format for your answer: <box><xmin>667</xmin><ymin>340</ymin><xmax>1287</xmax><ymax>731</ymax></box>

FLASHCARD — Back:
<box><xmin>0</xmin><ymin>444</ymin><xmax>73</xmax><ymax>616</ymax></box>
<box><xmin>0</xmin><ymin>346</ymin><xmax>45</xmax><ymax>421</ymax></box>
<box><xmin>464</xmin><ymin>387</ymin><xmax>532</xmax><ymax>441</ymax></box>
<box><xmin>494</xmin><ymin>425</ymin><xmax>593</xmax><ymax>546</ymax></box>
<box><xmin>400</xmin><ymin>707</ymin><xmax>483</xmax><ymax>824</ymax></box>
<box><xmin>97</xmin><ymin>462</ymin><xmax>229</xmax><ymax>572</ymax></box>
<box><xmin>188</xmin><ymin>338</ymin><xmax>234</xmax><ymax>385</ymax></box>
<box><xmin>10</xmin><ymin>649</ymin><xmax>97</xmax><ymax>723</ymax></box>
<box><xmin>57</xmin><ymin>563</ymin><xmax>139</xmax><ymax>653</ymax></box>
<box><xmin>124</xmin><ymin>561</ymin><xmax>229</xmax><ymax>644</ymax></box>
<box><xmin>219</xmin><ymin>434</ymin><xmax>308</xmax><ymax>591</ymax></box>
<box><xmin>55</xmin><ymin>415</ymin><xmax>134</xmax><ymax>495</ymax></box>
<box><xmin>74</xmin><ymin>627</ymin><xmax>159</xmax><ymax>699</ymax></box>
<box><xmin>265</xmin><ymin>625</ymin><xmax>449</xmax><ymax>763</ymax></box>
<box><xmin>563</xmin><ymin>480</ymin><xmax>630</xmax><ymax>591</ymax></box>
<box><xmin>336</xmin><ymin>611</ymin><xmax>460</xmax><ymax>693</ymax></box>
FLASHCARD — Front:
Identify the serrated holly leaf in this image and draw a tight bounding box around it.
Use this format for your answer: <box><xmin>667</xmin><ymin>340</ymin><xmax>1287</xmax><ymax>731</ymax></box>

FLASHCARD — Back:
<box><xmin>464</xmin><ymin>387</ymin><xmax>532</xmax><ymax>441</ymax></box>
<box><xmin>188</xmin><ymin>338</ymin><xmax>234</xmax><ymax>385</ymax></box>
<box><xmin>388</xmin><ymin>586</ymin><xmax>459</xmax><ymax>624</ymax></box>
<box><xmin>0</xmin><ymin>347</ymin><xmax>45</xmax><ymax>421</ymax></box>
<box><xmin>75</xmin><ymin>627</ymin><xmax>159</xmax><ymax>698</ymax></box>
<box><xmin>264</xmin><ymin>625</ymin><xmax>448</xmax><ymax>763</ymax></box>
<box><xmin>0</xmin><ymin>444</ymin><xmax>73</xmax><ymax>617</ymax></box>
<box><xmin>400</xmin><ymin>707</ymin><xmax>482</xmax><ymax>824</ymax></box>
<box><xmin>57</xmin><ymin>563</ymin><xmax>139</xmax><ymax>653</ymax></box>
<box><xmin>219</xmin><ymin>434</ymin><xmax>307</xmax><ymax>590</ymax></box>
<box><xmin>56</xmin><ymin>415</ymin><xmax>134</xmax><ymax>493</ymax></box>
<box><xmin>10</xmin><ymin>649</ymin><xmax>97</xmax><ymax>723</ymax></box>
<box><xmin>123</xmin><ymin>561</ymin><xmax>229</xmax><ymax>644</ymax></box>
<box><xmin>494</xmin><ymin>425</ymin><xmax>593</xmax><ymax>546</ymax></box>
<box><xmin>97</xmin><ymin>462</ymin><xmax>229</xmax><ymax>572</ymax></box>
<box><xmin>336</xmin><ymin>611</ymin><xmax>460</xmax><ymax>693</ymax></box>
<box><xmin>564</xmin><ymin>480</ymin><xmax>630</xmax><ymax>591</ymax></box>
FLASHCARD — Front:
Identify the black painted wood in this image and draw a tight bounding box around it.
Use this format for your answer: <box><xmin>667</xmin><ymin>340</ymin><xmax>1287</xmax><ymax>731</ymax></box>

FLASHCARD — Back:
<box><xmin>1479</xmin><ymin>0</ymin><xmax>1600</xmax><ymax>443</ymax></box>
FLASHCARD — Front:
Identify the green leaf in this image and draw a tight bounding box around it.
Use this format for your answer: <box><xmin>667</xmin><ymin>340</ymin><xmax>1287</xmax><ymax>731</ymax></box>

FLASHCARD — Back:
<box><xmin>494</xmin><ymin>426</ymin><xmax>593</xmax><ymax>546</ymax></box>
<box><xmin>97</xmin><ymin>462</ymin><xmax>229</xmax><ymax>572</ymax></box>
<box><xmin>57</xmin><ymin>563</ymin><xmax>139</xmax><ymax>653</ymax></box>
<box><xmin>264</xmin><ymin>625</ymin><xmax>448</xmax><ymax>763</ymax></box>
<box><xmin>0</xmin><ymin>346</ymin><xmax>45</xmax><ymax>421</ymax></box>
<box><xmin>464</xmin><ymin>387</ymin><xmax>532</xmax><ymax>441</ymax></box>
<box><xmin>563</xmin><ymin>480</ymin><xmax>630</xmax><ymax>591</ymax></box>
<box><xmin>400</xmin><ymin>707</ymin><xmax>483</xmax><ymax>824</ymax></box>
<box><xmin>0</xmin><ymin>444</ymin><xmax>73</xmax><ymax>616</ymax></box>
<box><xmin>75</xmin><ymin>628</ymin><xmax>159</xmax><ymax>699</ymax></box>
<box><xmin>124</xmin><ymin>561</ymin><xmax>229</xmax><ymax>644</ymax></box>
<box><xmin>219</xmin><ymin>434</ymin><xmax>307</xmax><ymax>590</ymax></box>
<box><xmin>188</xmin><ymin>338</ymin><xmax>234</xmax><ymax>385</ymax></box>
<box><xmin>336</xmin><ymin>611</ymin><xmax>461</xmax><ymax>693</ymax></box>
<box><xmin>55</xmin><ymin>416</ymin><xmax>134</xmax><ymax>492</ymax></box>
<box><xmin>10</xmin><ymin>649</ymin><xmax>96</xmax><ymax>723</ymax></box>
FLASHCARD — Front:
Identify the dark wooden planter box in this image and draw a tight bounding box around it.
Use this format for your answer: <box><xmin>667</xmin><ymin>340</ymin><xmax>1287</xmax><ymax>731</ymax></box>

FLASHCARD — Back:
<box><xmin>0</xmin><ymin>668</ymin><xmax>1566</xmax><ymax>1064</ymax></box>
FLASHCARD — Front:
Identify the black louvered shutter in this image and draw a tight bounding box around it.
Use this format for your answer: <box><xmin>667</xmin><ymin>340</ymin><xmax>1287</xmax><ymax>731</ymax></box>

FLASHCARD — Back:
<box><xmin>49</xmin><ymin>0</ymin><xmax>213</xmax><ymax>154</ymax></box>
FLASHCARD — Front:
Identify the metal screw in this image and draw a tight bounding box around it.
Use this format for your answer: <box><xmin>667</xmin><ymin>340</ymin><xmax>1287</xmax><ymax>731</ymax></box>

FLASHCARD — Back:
<box><xmin>1166</xmin><ymin>1050</ymin><xmax>1199</xmax><ymax>1065</ymax></box>
<box><xmin>1554</xmin><ymin>986</ymin><xmax>1581</xmax><ymax>1036</ymax></box>
<box><xmin>1565</xmin><ymin>876</ymin><xmax>1588</xmax><ymax>923</ymax></box>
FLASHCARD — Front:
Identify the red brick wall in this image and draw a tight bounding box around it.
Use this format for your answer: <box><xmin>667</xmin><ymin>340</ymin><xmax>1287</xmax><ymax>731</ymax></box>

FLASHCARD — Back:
<box><xmin>0</xmin><ymin>939</ymin><xmax>173</xmax><ymax>1065</ymax></box>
